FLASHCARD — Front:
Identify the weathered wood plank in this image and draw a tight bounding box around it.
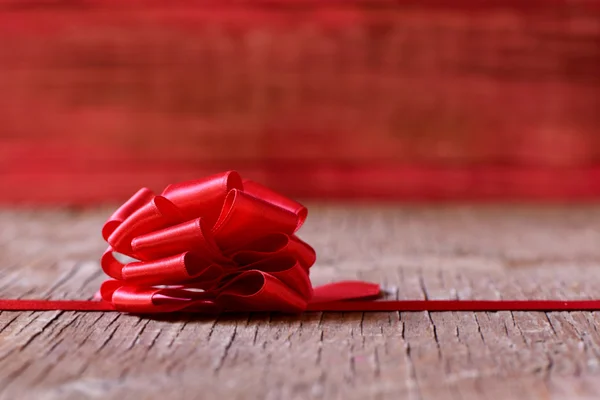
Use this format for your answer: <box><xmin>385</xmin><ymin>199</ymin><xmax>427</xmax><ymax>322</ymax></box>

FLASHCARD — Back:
<box><xmin>2</xmin><ymin>205</ymin><xmax>600</xmax><ymax>399</ymax></box>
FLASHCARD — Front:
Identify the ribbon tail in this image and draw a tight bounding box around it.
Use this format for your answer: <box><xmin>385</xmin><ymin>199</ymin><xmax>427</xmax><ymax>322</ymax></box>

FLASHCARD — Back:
<box><xmin>4</xmin><ymin>298</ymin><xmax>600</xmax><ymax>312</ymax></box>
<box><xmin>0</xmin><ymin>299</ymin><xmax>116</xmax><ymax>311</ymax></box>
<box><xmin>307</xmin><ymin>299</ymin><xmax>600</xmax><ymax>312</ymax></box>
<box><xmin>311</xmin><ymin>281</ymin><xmax>382</xmax><ymax>303</ymax></box>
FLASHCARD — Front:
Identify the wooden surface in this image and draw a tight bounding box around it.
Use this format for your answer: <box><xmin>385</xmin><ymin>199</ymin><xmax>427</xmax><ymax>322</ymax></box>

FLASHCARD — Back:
<box><xmin>1</xmin><ymin>205</ymin><xmax>600</xmax><ymax>399</ymax></box>
<box><xmin>2</xmin><ymin>2</ymin><xmax>600</xmax><ymax>202</ymax></box>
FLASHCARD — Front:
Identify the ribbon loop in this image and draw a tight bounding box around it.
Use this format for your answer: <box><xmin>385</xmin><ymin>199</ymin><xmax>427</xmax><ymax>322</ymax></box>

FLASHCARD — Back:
<box><xmin>228</xmin><ymin>233</ymin><xmax>315</xmax><ymax>270</ymax></box>
<box><xmin>242</xmin><ymin>180</ymin><xmax>308</xmax><ymax>230</ymax></box>
<box><xmin>102</xmin><ymin>187</ymin><xmax>155</xmax><ymax>241</ymax></box>
<box><xmin>120</xmin><ymin>251</ymin><xmax>223</xmax><ymax>287</ymax></box>
<box><xmin>101</xmin><ymin>248</ymin><xmax>126</xmax><ymax>280</ymax></box>
<box><xmin>162</xmin><ymin>171</ymin><xmax>243</xmax><ymax>225</ymax></box>
<box><xmin>131</xmin><ymin>218</ymin><xmax>225</xmax><ymax>262</ymax></box>
<box><xmin>239</xmin><ymin>256</ymin><xmax>313</xmax><ymax>299</ymax></box>
<box><xmin>212</xmin><ymin>189</ymin><xmax>300</xmax><ymax>250</ymax></box>
<box><xmin>217</xmin><ymin>271</ymin><xmax>308</xmax><ymax>313</ymax></box>
<box><xmin>107</xmin><ymin>196</ymin><xmax>183</xmax><ymax>254</ymax></box>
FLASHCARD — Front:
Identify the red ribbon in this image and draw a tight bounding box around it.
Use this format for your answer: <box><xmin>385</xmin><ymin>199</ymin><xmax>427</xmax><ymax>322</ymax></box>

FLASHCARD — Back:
<box><xmin>2</xmin><ymin>171</ymin><xmax>600</xmax><ymax>314</ymax></box>
<box><xmin>4</xmin><ymin>299</ymin><xmax>600</xmax><ymax>312</ymax></box>
<box><xmin>98</xmin><ymin>171</ymin><xmax>387</xmax><ymax>314</ymax></box>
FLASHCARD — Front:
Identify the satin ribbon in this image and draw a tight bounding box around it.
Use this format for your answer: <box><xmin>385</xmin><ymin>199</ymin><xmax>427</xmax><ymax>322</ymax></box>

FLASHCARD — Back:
<box><xmin>4</xmin><ymin>299</ymin><xmax>600</xmax><ymax>312</ymax></box>
<box><xmin>2</xmin><ymin>171</ymin><xmax>600</xmax><ymax>314</ymax></box>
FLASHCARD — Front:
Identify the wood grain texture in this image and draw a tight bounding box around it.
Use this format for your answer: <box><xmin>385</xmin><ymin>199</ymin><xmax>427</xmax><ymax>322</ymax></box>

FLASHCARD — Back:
<box><xmin>1</xmin><ymin>205</ymin><xmax>600</xmax><ymax>399</ymax></box>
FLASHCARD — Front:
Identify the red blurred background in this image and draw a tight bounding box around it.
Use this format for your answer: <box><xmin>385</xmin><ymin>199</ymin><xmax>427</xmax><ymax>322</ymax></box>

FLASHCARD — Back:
<box><xmin>1</xmin><ymin>0</ymin><xmax>599</xmax><ymax>203</ymax></box>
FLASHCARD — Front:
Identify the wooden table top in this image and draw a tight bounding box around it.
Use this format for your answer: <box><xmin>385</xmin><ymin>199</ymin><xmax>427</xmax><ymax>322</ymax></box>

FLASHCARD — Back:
<box><xmin>1</xmin><ymin>205</ymin><xmax>600</xmax><ymax>399</ymax></box>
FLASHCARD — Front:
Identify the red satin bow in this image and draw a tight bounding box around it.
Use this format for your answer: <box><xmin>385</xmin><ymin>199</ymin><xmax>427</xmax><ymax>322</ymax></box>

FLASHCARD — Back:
<box><xmin>3</xmin><ymin>171</ymin><xmax>600</xmax><ymax>315</ymax></box>
<box><xmin>99</xmin><ymin>171</ymin><xmax>380</xmax><ymax>314</ymax></box>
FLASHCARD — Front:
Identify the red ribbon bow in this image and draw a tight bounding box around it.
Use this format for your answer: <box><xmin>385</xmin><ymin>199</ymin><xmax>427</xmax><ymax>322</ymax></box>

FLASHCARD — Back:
<box><xmin>2</xmin><ymin>171</ymin><xmax>600</xmax><ymax>314</ymax></box>
<box><xmin>99</xmin><ymin>171</ymin><xmax>380</xmax><ymax>314</ymax></box>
